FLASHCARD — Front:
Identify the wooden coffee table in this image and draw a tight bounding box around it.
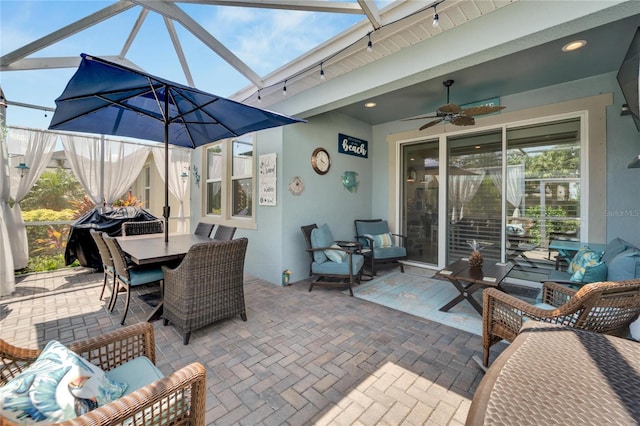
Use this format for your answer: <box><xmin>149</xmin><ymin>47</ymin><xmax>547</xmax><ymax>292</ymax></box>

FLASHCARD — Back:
<box><xmin>436</xmin><ymin>259</ymin><xmax>514</xmax><ymax>314</ymax></box>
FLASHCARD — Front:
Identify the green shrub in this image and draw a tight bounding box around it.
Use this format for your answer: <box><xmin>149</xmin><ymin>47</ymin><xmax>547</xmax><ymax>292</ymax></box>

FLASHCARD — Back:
<box><xmin>23</xmin><ymin>209</ymin><xmax>75</xmax><ymax>257</ymax></box>
<box><xmin>525</xmin><ymin>205</ymin><xmax>579</xmax><ymax>244</ymax></box>
<box><xmin>16</xmin><ymin>255</ymin><xmax>80</xmax><ymax>275</ymax></box>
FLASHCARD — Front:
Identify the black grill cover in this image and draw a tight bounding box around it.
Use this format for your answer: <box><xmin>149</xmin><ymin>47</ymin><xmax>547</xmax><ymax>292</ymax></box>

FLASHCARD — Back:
<box><xmin>65</xmin><ymin>206</ymin><xmax>159</xmax><ymax>268</ymax></box>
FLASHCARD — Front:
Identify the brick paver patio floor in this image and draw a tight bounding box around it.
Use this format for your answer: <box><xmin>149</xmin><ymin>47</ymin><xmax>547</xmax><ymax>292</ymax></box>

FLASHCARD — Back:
<box><xmin>0</xmin><ymin>267</ymin><xmax>505</xmax><ymax>425</ymax></box>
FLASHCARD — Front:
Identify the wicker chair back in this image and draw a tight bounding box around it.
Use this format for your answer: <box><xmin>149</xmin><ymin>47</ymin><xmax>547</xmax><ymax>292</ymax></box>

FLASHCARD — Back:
<box><xmin>482</xmin><ymin>278</ymin><xmax>640</xmax><ymax>366</ymax></box>
<box><xmin>194</xmin><ymin>222</ymin><xmax>215</xmax><ymax>237</ymax></box>
<box><xmin>122</xmin><ymin>220</ymin><xmax>164</xmax><ymax>236</ymax></box>
<box><xmin>89</xmin><ymin>229</ymin><xmax>115</xmax><ymax>302</ymax></box>
<box><xmin>213</xmin><ymin>225</ymin><xmax>237</xmax><ymax>240</ymax></box>
<box><xmin>162</xmin><ymin>238</ymin><xmax>248</xmax><ymax>344</ymax></box>
<box><xmin>103</xmin><ymin>235</ymin><xmax>164</xmax><ymax>325</ymax></box>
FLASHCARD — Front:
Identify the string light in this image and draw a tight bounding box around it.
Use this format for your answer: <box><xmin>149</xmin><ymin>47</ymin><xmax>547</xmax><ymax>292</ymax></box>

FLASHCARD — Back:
<box><xmin>245</xmin><ymin>0</ymin><xmax>449</xmax><ymax>104</ymax></box>
<box><xmin>432</xmin><ymin>4</ymin><xmax>439</xmax><ymax>28</ymax></box>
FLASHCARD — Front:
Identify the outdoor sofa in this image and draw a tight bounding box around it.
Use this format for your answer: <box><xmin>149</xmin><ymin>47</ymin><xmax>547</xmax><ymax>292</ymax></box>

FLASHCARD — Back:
<box><xmin>547</xmin><ymin>237</ymin><xmax>640</xmax><ymax>285</ymax></box>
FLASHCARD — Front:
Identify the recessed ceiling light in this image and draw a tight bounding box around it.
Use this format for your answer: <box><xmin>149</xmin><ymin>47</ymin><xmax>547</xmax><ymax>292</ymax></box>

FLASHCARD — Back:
<box><xmin>364</xmin><ymin>102</ymin><xmax>377</xmax><ymax>108</ymax></box>
<box><xmin>562</xmin><ymin>40</ymin><xmax>587</xmax><ymax>52</ymax></box>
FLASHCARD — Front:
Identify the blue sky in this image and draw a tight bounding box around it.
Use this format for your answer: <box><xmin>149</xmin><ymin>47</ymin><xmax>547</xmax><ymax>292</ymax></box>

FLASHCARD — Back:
<box><xmin>1</xmin><ymin>0</ymin><xmax>370</xmax><ymax>130</ymax></box>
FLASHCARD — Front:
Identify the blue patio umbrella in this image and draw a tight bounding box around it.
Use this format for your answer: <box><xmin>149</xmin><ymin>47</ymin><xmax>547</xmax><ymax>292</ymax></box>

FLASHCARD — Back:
<box><xmin>49</xmin><ymin>53</ymin><xmax>305</xmax><ymax>242</ymax></box>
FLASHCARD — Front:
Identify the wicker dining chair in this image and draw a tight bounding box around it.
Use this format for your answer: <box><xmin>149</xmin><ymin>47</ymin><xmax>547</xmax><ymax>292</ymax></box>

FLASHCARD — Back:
<box><xmin>89</xmin><ymin>229</ymin><xmax>115</xmax><ymax>303</ymax></box>
<box><xmin>0</xmin><ymin>322</ymin><xmax>206</xmax><ymax>426</ymax></box>
<box><xmin>213</xmin><ymin>224</ymin><xmax>237</xmax><ymax>240</ymax></box>
<box><xmin>103</xmin><ymin>235</ymin><xmax>164</xmax><ymax>325</ymax></box>
<box><xmin>194</xmin><ymin>222</ymin><xmax>215</xmax><ymax>238</ymax></box>
<box><xmin>122</xmin><ymin>219</ymin><xmax>164</xmax><ymax>236</ymax></box>
<box><xmin>482</xmin><ymin>278</ymin><xmax>640</xmax><ymax>367</ymax></box>
<box><xmin>162</xmin><ymin>238</ymin><xmax>248</xmax><ymax>344</ymax></box>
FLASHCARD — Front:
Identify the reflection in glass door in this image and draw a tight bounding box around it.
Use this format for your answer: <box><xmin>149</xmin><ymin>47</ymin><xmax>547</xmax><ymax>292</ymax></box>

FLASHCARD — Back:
<box><xmin>401</xmin><ymin>141</ymin><xmax>439</xmax><ymax>265</ymax></box>
<box><xmin>506</xmin><ymin>118</ymin><xmax>581</xmax><ymax>266</ymax></box>
<box><xmin>399</xmin><ymin>117</ymin><xmax>582</xmax><ymax>270</ymax></box>
<box><xmin>447</xmin><ymin>131</ymin><xmax>503</xmax><ymax>263</ymax></box>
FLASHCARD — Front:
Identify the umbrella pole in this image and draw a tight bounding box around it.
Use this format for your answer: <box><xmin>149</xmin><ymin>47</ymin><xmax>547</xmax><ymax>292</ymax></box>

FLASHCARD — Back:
<box><xmin>163</xmin><ymin>87</ymin><xmax>170</xmax><ymax>243</ymax></box>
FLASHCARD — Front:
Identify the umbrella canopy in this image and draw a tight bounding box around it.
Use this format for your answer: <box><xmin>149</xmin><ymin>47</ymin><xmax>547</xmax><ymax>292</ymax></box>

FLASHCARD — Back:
<box><xmin>49</xmin><ymin>53</ymin><xmax>305</xmax><ymax>241</ymax></box>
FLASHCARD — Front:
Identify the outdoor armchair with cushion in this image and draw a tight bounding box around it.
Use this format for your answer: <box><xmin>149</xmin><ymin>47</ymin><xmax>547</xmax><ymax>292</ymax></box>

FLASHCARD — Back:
<box><xmin>162</xmin><ymin>238</ymin><xmax>249</xmax><ymax>345</ymax></box>
<box><xmin>301</xmin><ymin>224</ymin><xmax>364</xmax><ymax>297</ymax></box>
<box><xmin>546</xmin><ymin>237</ymin><xmax>640</xmax><ymax>285</ymax></box>
<box><xmin>0</xmin><ymin>322</ymin><xmax>206</xmax><ymax>425</ymax></box>
<box><xmin>482</xmin><ymin>278</ymin><xmax>640</xmax><ymax>367</ymax></box>
<box><xmin>354</xmin><ymin>219</ymin><xmax>407</xmax><ymax>276</ymax></box>
<box><xmin>122</xmin><ymin>220</ymin><xmax>164</xmax><ymax>236</ymax></box>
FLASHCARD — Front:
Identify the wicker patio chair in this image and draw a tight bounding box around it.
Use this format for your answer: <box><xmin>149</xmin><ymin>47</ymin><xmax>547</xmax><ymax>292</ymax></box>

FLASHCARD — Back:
<box><xmin>0</xmin><ymin>322</ymin><xmax>206</xmax><ymax>426</ymax></box>
<box><xmin>482</xmin><ymin>279</ymin><xmax>640</xmax><ymax>367</ymax></box>
<box><xmin>103</xmin><ymin>235</ymin><xmax>164</xmax><ymax>325</ymax></box>
<box><xmin>162</xmin><ymin>238</ymin><xmax>249</xmax><ymax>344</ymax></box>
<box><xmin>194</xmin><ymin>222</ymin><xmax>215</xmax><ymax>237</ymax></box>
<box><xmin>122</xmin><ymin>219</ymin><xmax>164</xmax><ymax>236</ymax></box>
<box><xmin>213</xmin><ymin>224</ymin><xmax>237</xmax><ymax>240</ymax></box>
<box><xmin>89</xmin><ymin>229</ymin><xmax>115</xmax><ymax>303</ymax></box>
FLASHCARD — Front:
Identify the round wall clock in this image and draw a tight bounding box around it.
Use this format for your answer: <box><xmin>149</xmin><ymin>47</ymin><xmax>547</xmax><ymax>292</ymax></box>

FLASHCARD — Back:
<box><xmin>288</xmin><ymin>176</ymin><xmax>305</xmax><ymax>196</ymax></box>
<box><xmin>311</xmin><ymin>147</ymin><xmax>331</xmax><ymax>175</ymax></box>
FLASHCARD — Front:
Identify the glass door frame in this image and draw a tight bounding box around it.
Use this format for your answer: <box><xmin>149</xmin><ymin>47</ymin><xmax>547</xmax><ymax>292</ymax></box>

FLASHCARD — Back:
<box><xmin>396</xmin><ymin>110</ymin><xmax>590</xmax><ymax>270</ymax></box>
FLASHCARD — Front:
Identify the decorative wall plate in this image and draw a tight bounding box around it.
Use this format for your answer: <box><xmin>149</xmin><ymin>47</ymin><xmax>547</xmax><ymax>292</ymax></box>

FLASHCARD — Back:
<box><xmin>288</xmin><ymin>176</ymin><xmax>305</xmax><ymax>196</ymax></box>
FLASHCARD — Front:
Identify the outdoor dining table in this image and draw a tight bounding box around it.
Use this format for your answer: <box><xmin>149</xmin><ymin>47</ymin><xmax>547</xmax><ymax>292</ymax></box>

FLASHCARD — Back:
<box><xmin>115</xmin><ymin>233</ymin><xmax>214</xmax><ymax>265</ymax></box>
<box><xmin>115</xmin><ymin>233</ymin><xmax>216</xmax><ymax>321</ymax></box>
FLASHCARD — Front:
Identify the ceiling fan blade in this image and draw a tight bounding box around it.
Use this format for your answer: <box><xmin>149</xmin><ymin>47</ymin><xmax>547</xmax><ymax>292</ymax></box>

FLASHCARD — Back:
<box><xmin>451</xmin><ymin>115</ymin><xmax>475</xmax><ymax>126</ymax></box>
<box><xmin>462</xmin><ymin>105</ymin><xmax>506</xmax><ymax>116</ymax></box>
<box><xmin>438</xmin><ymin>103</ymin><xmax>463</xmax><ymax>114</ymax></box>
<box><xmin>401</xmin><ymin>114</ymin><xmax>438</xmax><ymax>121</ymax></box>
<box><xmin>419</xmin><ymin>118</ymin><xmax>445</xmax><ymax>130</ymax></box>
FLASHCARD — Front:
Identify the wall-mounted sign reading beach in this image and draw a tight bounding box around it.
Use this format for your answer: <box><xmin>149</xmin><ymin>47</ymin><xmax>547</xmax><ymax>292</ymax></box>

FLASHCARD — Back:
<box><xmin>338</xmin><ymin>133</ymin><xmax>368</xmax><ymax>159</ymax></box>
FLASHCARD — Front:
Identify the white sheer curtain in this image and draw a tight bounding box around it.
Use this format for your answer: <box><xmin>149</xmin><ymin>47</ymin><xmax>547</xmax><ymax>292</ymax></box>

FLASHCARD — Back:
<box><xmin>490</xmin><ymin>164</ymin><xmax>525</xmax><ymax>217</ymax></box>
<box><xmin>448</xmin><ymin>170</ymin><xmax>486</xmax><ymax>221</ymax></box>
<box><xmin>62</xmin><ymin>135</ymin><xmax>150</xmax><ymax>204</ymax></box>
<box><xmin>7</xmin><ymin>128</ymin><xmax>57</xmax><ymax>270</ymax></box>
<box><xmin>151</xmin><ymin>146</ymin><xmax>190</xmax><ymax>233</ymax></box>
<box><xmin>0</xmin><ymin>133</ymin><xmax>14</xmax><ymax>295</ymax></box>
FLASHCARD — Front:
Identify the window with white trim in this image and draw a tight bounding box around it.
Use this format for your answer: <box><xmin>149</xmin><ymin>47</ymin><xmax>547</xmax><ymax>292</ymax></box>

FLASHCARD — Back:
<box><xmin>205</xmin><ymin>134</ymin><xmax>254</xmax><ymax>222</ymax></box>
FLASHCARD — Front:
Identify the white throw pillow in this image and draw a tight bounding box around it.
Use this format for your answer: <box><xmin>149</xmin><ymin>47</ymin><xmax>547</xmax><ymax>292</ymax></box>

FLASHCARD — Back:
<box><xmin>324</xmin><ymin>243</ymin><xmax>348</xmax><ymax>263</ymax></box>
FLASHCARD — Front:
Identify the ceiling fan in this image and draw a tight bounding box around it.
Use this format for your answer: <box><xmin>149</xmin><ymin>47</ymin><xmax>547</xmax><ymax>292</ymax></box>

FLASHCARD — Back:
<box><xmin>405</xmin><ymin>80</ymin><xmax>506</xmax><ymax>130</ymax></box>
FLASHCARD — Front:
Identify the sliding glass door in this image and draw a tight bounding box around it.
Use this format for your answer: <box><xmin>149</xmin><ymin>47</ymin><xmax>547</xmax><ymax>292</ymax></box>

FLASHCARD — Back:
<box><xmin>447</xmin><ymin>131</ymin><xmax>503</xmax><ymax>263</ymax></box>
<box><xmin>400</xmin><ymin>117</ymin><xmax>582</xmax><ymax>269</ymax></box>
<box><xmin>402</xmin><ymin>140</ymin><xmax>439</xmax><ymax>265</ymax></box>
<box><xmin>506</xmin><ymin>118</ymin><xmax>581</xmax><ymax>260</ymax></box>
